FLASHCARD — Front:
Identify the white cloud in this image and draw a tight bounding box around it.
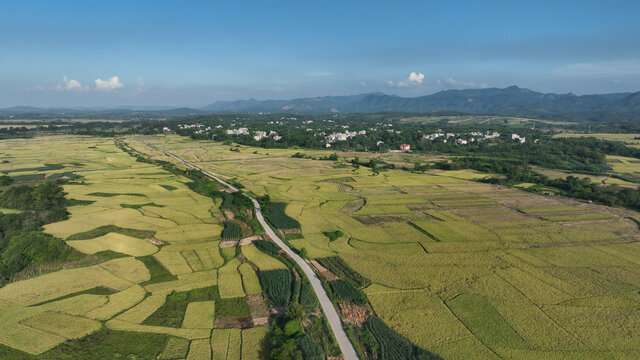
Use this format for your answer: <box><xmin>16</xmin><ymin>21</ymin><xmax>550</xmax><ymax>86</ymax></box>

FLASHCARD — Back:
<box><xmin>134</xmin><ymin>77</ymin><xmax>147</xmax><ymax>92</ymax></box>
<box><xmin>94</xmin><ymin>76</ymin><xmax>124</xmax><ymax>91</ymax></box>
<box><xmin>388</xmin><ymin>72</ymin><xmax>425</xmax><ymax>87</ymax></box>
<box><xmin>552</xmin><ymin>60</ymin><xmax>640</xmax><ymax>77</ymax></box>
<box><xmin>56</xmin><ymin>76</ymin><xmax>88</xmax><ymax>91</ymax></box>
<box><xmin>438</xmin><ymin>77</ymin><xmax>487</xmax><ymax>89</ymax></box>
<box><xmin>360</xmin><ymin>81</ymin><xmax>367</xmax><ymax>87</ymax></box>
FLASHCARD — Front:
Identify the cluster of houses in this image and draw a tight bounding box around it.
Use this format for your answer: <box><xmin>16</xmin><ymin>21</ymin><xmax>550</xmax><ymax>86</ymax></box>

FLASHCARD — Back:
<box><xmin>324</xmin><ymin>130</ymin><xmax>367</xmax><ymax>143</ymax></box>
<box><xmin>176</xmin><ymin>123</ymin><xmax>209</xmax><ymax>130</ymax></box>
<box><xmin>225</xmin><ymin>127</ymin><xmax>250</xmax><ymax>136</ymax></box>
<box><xmin>170</xmin><ymin>123</ymin><xmax>214</xmax><ymax>135</ymax></box>
<box><xmin>253</xmin><ymin>130</ymin><xmax>281</xmax><ymax>141</ymax></box>
<box><xmin>421</xmin><ymin>131</ymin><xmax>503</xmax><ymax>145</ymax></box>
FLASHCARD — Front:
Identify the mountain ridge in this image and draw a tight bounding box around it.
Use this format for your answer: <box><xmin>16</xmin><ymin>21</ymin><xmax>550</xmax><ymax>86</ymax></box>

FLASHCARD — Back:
<box><xmin>1</xmin><ymin>86</ymin><xmax>639</xmax><ymax>116</ymax></box>
<box><xmin>201</xmin><ymin>86</ymin><xmax>639</xmax><ymax>115</ymax></box>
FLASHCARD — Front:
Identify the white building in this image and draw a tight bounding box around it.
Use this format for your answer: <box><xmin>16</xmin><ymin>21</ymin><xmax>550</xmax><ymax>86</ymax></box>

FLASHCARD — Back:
<box><xmin>226</xmin><ymin>127</ymin><xmax>249</xmax><ymax>136</ymax></box>
<box><xmin>423</xmin><ymin>133</ymin><xmax>444</xmax><ymax>141</ymax></box>
<box><xmin>253</xmin><ymin>131</ymin><xmax>267</xmax><ymax>141</ymax></box>
<box><xmin>511</xmin><ymin>134</ymin><xmax>526</xmax><ymax>143</ymax></box>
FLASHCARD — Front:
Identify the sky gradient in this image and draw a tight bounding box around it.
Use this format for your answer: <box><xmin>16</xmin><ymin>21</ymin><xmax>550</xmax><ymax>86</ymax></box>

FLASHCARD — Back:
<box><xmin>1</xmin><ymin>0</ymin><xmax>640</xmax><ymax>107</ymax></box>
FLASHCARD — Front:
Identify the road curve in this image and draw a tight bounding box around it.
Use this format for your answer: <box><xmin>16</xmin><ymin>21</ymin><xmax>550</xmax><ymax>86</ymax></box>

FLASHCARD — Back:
<box><xmin>133</xmin><ymin>137</ymin><xmax>359</xmax><ymax>360</ymax></box>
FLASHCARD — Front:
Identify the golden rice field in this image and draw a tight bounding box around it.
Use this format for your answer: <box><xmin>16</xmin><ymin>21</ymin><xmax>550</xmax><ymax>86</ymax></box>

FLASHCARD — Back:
<box><xmin>129</xmin><ymin>134</ymin><xmax>640</xmax><ymax>359</ymax></box>
<box><xmin>0</xmin><ymin>136</ymin><xmax>270</xmax><ymax>358</ymax></box>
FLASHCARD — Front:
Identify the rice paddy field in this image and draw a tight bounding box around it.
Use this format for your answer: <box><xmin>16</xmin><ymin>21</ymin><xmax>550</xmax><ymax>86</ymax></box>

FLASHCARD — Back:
<box><xmin>0</xmin><ymin>136</ymin><xmax>270</xmax><ymax>358</ymax></box>
<box><xmin>129</xmin><ymin>134</ymin><xmax>640</xmax><ymax>359</ymax></box>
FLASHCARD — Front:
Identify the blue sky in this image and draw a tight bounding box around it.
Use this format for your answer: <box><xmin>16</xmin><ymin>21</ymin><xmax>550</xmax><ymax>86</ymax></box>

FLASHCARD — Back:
<box><xmin>1</xmin><ymin>0</ymin><xmax>640</xmax><ymax>107</ymax></box>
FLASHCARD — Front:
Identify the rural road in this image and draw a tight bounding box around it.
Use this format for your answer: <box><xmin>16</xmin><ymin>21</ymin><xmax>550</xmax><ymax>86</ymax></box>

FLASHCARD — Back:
<box><xmin>133</xmin><ymin>137</ymin><xmax>360</xmax><ymax>360</ymax></box>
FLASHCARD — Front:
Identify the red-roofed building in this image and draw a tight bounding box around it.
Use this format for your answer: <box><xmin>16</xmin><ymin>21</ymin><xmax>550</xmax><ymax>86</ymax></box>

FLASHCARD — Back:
<box><xmin>400</xmin><ymin>143</ymin><xmax>411</xmax><ymax>151</ymax></box>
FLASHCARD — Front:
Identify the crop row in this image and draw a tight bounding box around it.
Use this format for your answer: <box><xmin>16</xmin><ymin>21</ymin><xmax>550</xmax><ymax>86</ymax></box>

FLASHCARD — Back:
<box><xmin>365</xmin><ymin>316</ymin><xmax>440</xmax><ymax>360</ymax></box>
<box><xmin>221</xmin><ymin>221</ymin><xmax>243</xmax><ymax>240</ymax></box>
<box><xmin>267</xmin><ymin>202</ymin><xmax>301</xmax><ymax>230</ymax></box>
<box><xmin>258</xmin><ymin>269</ymin><xmax>291</xmax><ymax>306</ymax></box>
<box><xmin>329</xmin><ymin>280</ymin><xmax>367</xmax><ymax>304</ymax></box>
<box><xmin>317</xmin><ymin>256</ymin><xmax>371</xmax><ymax>288</ymax></box>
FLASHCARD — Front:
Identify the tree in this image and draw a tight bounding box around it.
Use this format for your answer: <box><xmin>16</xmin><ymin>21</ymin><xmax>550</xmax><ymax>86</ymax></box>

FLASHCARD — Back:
<box><xmin>285</xmin><ymin>303</ymin><xmax>305</xmax><ymax>321</ymax></box>
<box><xmin>0</xmin><ymin>175</ymin><xmax>13</xmax><ymax>186</ymax></box>
<box><xmin>270</xmin><ymin>339</ymin><xmax>302</xmax><ymax>360</ymax></box>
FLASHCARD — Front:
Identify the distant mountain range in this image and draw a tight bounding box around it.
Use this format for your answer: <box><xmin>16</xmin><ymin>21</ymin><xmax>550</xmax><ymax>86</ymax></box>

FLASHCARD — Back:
<box><xmin>2</xmin><ymin>86</ymin><xmax>640</xmax><ymax>117</ymax></box>
<box><xmin>202</xmin><ymin>86</ymin><xmax>640</xmax><ymax>115</ymax></box>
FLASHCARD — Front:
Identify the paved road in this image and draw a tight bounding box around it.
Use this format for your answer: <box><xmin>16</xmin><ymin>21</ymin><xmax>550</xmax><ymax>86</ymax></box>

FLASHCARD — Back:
<box><xmin>134</xmin><ymin>137</ymin><xmax>359</xmax><ymax>360</ymax></box>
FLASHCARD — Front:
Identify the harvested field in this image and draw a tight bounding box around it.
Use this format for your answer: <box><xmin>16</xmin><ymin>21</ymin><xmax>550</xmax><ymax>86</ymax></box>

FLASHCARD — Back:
<box><xmin>339</xmin><ymin>198</ymin><xmax>366</xmax><ymax>213</ymax></box>
<box><xmin>351</xmin><ymin>214</ymin><xmax>411</xmax><ymax>225</ymax></box>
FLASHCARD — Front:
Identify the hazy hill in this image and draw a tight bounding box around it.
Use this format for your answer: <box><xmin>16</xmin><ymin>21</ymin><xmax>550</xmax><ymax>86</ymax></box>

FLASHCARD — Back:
<box><xmin>202</xmin><ymin>86</ymin><xmax>639</xmax><ymax>115</ymax></box>
<box><xmin>2</xmin><ymin>86</ymin><xmax>640</xmax><ymax>119</ymax></box>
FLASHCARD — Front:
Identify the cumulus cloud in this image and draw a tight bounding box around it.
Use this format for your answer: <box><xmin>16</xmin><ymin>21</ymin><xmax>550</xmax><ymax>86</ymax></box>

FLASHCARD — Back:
<box><xmin>56</xmin><ymin>76</ymin><xmax>88</xmax><ymax>91</ymax></box>
<box><xmin>387</xmin><ymin>72</ymin><xmax>425</xmax><ymax>87</ymax></box>
<box><xmin>94</xmin><ymin>76</ymin><xmax>124</xmax><ymax>91</ymax></box>
<box><xmin>552</xmin><ymin>60</ymin><xmax>640</xmax><ymax>77</ymax></box>
<box><xmin>438</xmin><ymin>77</ymin><xmax>487</xmax><ymax>89</ymax></box>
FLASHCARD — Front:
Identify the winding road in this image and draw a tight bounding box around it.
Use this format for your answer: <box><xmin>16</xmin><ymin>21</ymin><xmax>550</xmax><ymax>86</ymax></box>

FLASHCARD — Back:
<box><xmin>133</xmin><ymin>137</ymin><xmax>359</xmax><ymax>360</ymax></box>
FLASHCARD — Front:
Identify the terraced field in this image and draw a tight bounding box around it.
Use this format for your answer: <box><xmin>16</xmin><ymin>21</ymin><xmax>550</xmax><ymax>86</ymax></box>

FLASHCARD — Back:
<box><xmin>0</xmin><ymin>136</ymin><xmax>271</xmax><ymax>358</ymax></box>
<box><xmin>130</xmin><ymin>134</ymin><xmax>640</xmax><ymax>359</ymax></box>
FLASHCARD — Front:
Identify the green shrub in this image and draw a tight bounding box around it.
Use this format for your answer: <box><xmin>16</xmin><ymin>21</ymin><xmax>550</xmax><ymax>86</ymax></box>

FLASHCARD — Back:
<box><xmin>322</xmin><ymin>230</ymin><xmax>343</xmax><ymax>242</ymax></box>
<box><xmin>284</xmin><ymin>320</ymin><xmax>303</xmax><ymax>336</ymax></box>
<box><xmin>220</xmin><ymin>192</ymin><xmax>234</xmax><ymax>210</ymax></box>
<box><xmin>299</xmin><ymin>283</ymin><xmax>316</xmax><ymax>311</ymax></box>
<box><xmin>254</xmin><ymin>240</ymin><xmax>280</xmax><ymax>256</ymax></box>
<box><xmin>297</xmin><ymin>335</ymin><xmax>325</xmax><ymax>360</ymax></box>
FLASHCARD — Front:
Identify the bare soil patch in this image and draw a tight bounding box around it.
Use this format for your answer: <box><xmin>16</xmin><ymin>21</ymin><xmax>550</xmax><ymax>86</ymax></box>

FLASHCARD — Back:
<box><xmin>219</xmin><ymin>240</ymin><xmax>239</xmax><ymax>248</ymax></box>
<box><xmin>146</xmin><ymin>237</ymin><xmax>164</xmax><ymax>245</ymax></box>
<box><xmin>247</xmin><ymin>294</ymin><xmax>270</xmax><ymax>319</ymax></box>
<box><xmin>239</xmin><ymin>235</ymin><xmax>262</xmax><ymax>246</ymax></box>
<box><xmin>351</xmin><ymin>214</ymin><xmax>410</xmax><ymax>225</ymax></box>
<box><xmin>339</xmin><ymin>302</ymin><xmax>370</xmax><ymax>325</ymax></box>
<box><xmin>214</xmin><ymin>317</ymin><xmax>253</xmax><ymax>329</ymax></box>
